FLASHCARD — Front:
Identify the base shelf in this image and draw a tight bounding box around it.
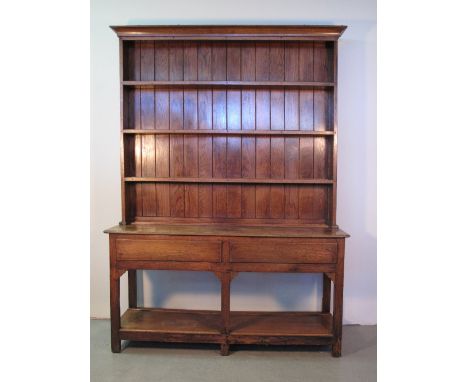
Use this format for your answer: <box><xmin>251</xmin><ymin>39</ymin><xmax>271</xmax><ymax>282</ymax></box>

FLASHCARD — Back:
<box><xmin>230</xmin><ymin>311</ymin><xmax>332</xmax><ymax>336</ymax></box>
<box><xmin>120</xmin><ymin>308</ymin><xmax>333</xmax><ymax>344</ymax></box>
<box><xmin>121</xmin><ymin>308</ymin><xmax>221</xmax><ymax>335</ymax></box>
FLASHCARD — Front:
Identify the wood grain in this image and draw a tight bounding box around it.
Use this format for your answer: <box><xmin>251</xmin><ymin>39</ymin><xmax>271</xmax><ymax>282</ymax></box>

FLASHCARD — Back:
<box><xmin>229</xmin><ymin>240</ymin><xmax>337</xmax><ymax>263</ymax></box>
<box><xmin>116</xmin><ymin>238</ymin><xmax>221</xmax><ymax>262</ymax></box>
<box><xmin>109</xmin><ymin>26</ymin><xmax>348</xmax><ymax>357</ymax></box>
<box><xmin>112</xmin><ymin>25</ymin><xmax>347</xmax><ymax>41</ymax></box>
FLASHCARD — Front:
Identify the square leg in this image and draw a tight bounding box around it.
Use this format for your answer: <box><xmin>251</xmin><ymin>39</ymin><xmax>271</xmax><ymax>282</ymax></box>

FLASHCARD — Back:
<box><xmin>332</xmin><ymin>239</ymin><xmax>345</xmax><ymax>357</ymax></box>
<box><xmin>322</xmin><ymin>273</ymin><xmax>331</xmax><ymax>313</ymax></box>
<box><xmin>128</xmin><ymin>269</ymin><xmax>137</xmax><ymax>308</ymax></box>
<box><xmin>110</xmin><ymin>268</ymin><xmax>121</xmax><ymax>353</ymax></box>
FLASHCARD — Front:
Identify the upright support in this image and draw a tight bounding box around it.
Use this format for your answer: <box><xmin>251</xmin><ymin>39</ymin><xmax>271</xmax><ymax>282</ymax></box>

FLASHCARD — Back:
<box><xmin>110</xmin><ymin>268</ymin><xmax>121</xmax><ymax>353</ymax></box>
<box><xmin>128</xmin><ymin>270</ymin><xmax>137</xmax><ymax>308</ymax></box>
<box><xmin>332</xmin><ymin>239</ymin><xmax>345</xmax><ymax>357</ymax></box>
<box><xmin>322</xmin><ymin>273</ymin><xmax>331</xmax><ymax>313</ymax></box>
<box><xmin>220</xmin><ymin>271</ymin><xmax>231</xmax><ymax>356</ymax></box>
<box><xmin>109</xmin><ymin>236</ymin><xmax>121</xmax><ymax>353</ymax></box>
<box><xmin>219</xmin><ymin>241</ymin><xmax>231</xmax><ymax>355</ymax></box>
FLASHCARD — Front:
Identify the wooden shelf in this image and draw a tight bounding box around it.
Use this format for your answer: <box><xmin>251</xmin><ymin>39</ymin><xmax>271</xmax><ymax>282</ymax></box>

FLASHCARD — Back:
<box><xmin>119</xmin><ymin>308</ymin><xmax>333</xmax><ymax>344</ymax></box>
<box><xmin>122</xmin><ymin>80</ymin><xmax>335</xmax><ymax>88</ymax></box>
<box><xmin>105</xmin><ymin>223</ymin><xmax>350</xmax><ymax>238</ymax></box>
<box><xmin>124</xmin><ymin>177</ymin><xmax>334</xmax><ymax>185</ymax></box>
<box><xmin>230</xmin><ymin>311</ymin><xmax>333</xmax><ymax>337</ymax></box>
<box><xmin>121</xmin><ymin>308</ymin><xmax>221</xmax><ymax>335</ymax></box>
<box><xmin>123</xmin><ymin>129</ymin><xmax>334</xmax><ymax>136</ymax></box>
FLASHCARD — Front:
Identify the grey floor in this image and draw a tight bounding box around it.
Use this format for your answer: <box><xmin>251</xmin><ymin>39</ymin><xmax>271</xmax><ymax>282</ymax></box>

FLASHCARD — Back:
<box><xmin>91</xmin><ymin>319</ymin><xmax>376</xmax><ymax>382</ymax></box>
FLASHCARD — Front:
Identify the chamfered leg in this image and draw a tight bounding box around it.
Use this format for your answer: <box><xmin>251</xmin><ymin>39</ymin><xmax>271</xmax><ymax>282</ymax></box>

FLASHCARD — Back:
<box><xmin>332</xmin><ymin>239</ymin><xmax>345</xmax><ymax>357</ymax></box>
<box><xmin>322</xmin><ymin>273</ymin><xmax>331</xmax><ymax>313</ymax></box>
<box><xmin>110</xmin><ymin>268</ymin><xmax>121</xmax><ymax>353</ymax></box>
<box><xmin>219</xmin><ymin>270</ymin><xmax>231</xmax><ymax>356</ymax></box>
<box><xmin>109</xmin><ymin>236</ymin><xmax>121</xmax><ymax>353</ymax></box>
<box><xmin>128</xmin><ymin>269</ymin><xmax>137</xmax><ymax>308</ymax></box>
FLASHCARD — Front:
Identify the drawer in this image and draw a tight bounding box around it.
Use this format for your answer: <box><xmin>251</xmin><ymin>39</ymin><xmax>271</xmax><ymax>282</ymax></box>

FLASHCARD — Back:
<box><xmin>229</xmin><ymin>239</ymin><xmax>337</xmax><ymax>264</ymax></box>
<box><xmin>116</xmin><ymin>239</ymin><xmax>222</xmax><ymax>262</ymax></box>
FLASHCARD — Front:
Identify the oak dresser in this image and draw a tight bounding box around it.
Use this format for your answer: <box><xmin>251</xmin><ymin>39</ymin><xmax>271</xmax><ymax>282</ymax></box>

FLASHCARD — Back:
<box><xmin>105</xmin><ymin>25</ymin><xmax>349</xmax><ymax>357</ymax></box>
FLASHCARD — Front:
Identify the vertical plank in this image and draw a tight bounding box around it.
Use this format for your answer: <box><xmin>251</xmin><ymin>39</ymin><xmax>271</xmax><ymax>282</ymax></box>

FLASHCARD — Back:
<box><xmin>299</xmin><ymin>92</ymin><xmax>314</xmax><ymax>179</ymax></box>
<box><xmin>312</xmin><ymin>42</ymin><xmax>331</xmax><ymax>132</ymax></box>
<box><xmin>269</xmin><ymin>42</ymin><xmax>285</xmax><ymax>218</ymax></box>
<box><xmin>169</xmin><ymin>42</ymin><xmax>185</xmax><ymax>217</ymax></box>
<box><xmin>240</xmin><ymin>43</ymin><xmax>256</xmax><ymax>218</ymax></box>
<box><xmin>123</xmin><ymin>134</ymin><xmax>136</xmax><ymax>177</ymax></box>
<box><xmin>126</xmin><ymin>42</ymin><xmax>142</xmax><ymax>217</ymax></box>
<box><xmin>299</xmin><ymin>42</ymin><xmax>314</xmax><ymax>81</ymax></box>
<box><xmin>312</xmin><ymin>42</ymin><xmax>330</xmax><ymax>222</ymax></box>
<box><xmin>284</xmin><ymin>138</ymin><xmax>299</xmax><ymax>219</ymax></box>
<box><xmin>298</xmin><ymin>123</ymin><xmax>315</xmax><ymax>218</ymax></box>
<box><xmin>123</xmin><ymin>41</ymin><xmax>140</xmax><ymax>81</ymax></box>
<box><xmin>269</xmin><ymin>42</ymin><xmax>285</xmax><ymax>81</ymax></box>
<box><xmin>197</xmin><ymin>42</ymin><xmax>213</xmax><ymax>217</ymax></box>
<box><xmin>155</xmin><ymin>41</ymin><xmax>169</xmax><ymax>80</ymax></box>
<box><xmin>284</xmin><ymin>42</ymin><xmax>299</xmax><ymax>219</ymax></box>
<box><xmin>298</xmin><ymin>185</ymin><xmax>314</xmax><ymax>220</ymax></box>
<box><xmin>169</xmin><ymin>41</ymin><xmax>184</xmax><ymax>80</ymax></box>
<box><xmin>313</xmin><ymin>41</ymin><xmax>333</xmax><ymax>83</ymax></box>
<box><xmin>140</xmin><ymin>41</ymin><xmax>156</xmax><ymax>216</ymax></box>
<box><xmin>120</xmin><ymin>43</ymin><xmax>128</xmax><ymax>215</ymax></box>
<box><xmin>212</xmin><ymin>42</ymin><xmax>227</xmax><ymax>218</ymax></box>
<box><xmin>183</xmin><ymin>42</ymin><xmax>199</xmax><ymax>217</ymax></box>
<box><xmin>154</xmin><ymin>42</ymin><xmax>170</xmax><ymax>216</ymax></box>
<box><xmin>226</xmin><ymin>43</ymin><xmax>242</xmax><ymax>218</ymax></box>
<box><xmin>331</xmin><ymin>40</ymin><xmax>338</xmax><ymax>227</ymax></box>
<box><xmin>298</xmin><ymin>41</ymin><xmax>315</xmax><ymax>219</ymax></box>
<box><xmin>255</xmin><ymin>42</ymin><xmax>271</xmax><ymax>218</ymax></box>
<box><xmin>312</xmin><ymin>88</ymin><xmax>328</xmax><ymax>222</ymax></box>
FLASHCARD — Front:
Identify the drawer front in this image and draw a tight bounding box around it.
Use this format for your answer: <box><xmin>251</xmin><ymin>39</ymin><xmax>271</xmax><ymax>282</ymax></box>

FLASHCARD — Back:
<box><xmin>116</xmin><ymin>239</ymin><xmax>222</xmax><ymax>262</ymax></box>
<box><xmin>229</xmin><ymin>240</ymin><xmax>337</xmax><ymax>264</ymax></box>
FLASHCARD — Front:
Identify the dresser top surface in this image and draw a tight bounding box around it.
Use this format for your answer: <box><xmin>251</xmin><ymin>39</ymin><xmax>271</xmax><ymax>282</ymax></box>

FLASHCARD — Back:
<box><xmin>105</xmin><ymin>224</ymin><xmax>349</xmax><ymax>238</ymax></box>
<box><xmin>110</xmin><ymin>25</ymin><xmax>347</xmax><ymax>40</ymax></box>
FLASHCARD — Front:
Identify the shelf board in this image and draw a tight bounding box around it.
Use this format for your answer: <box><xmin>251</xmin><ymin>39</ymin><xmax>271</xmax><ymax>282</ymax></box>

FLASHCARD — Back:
<box><xmin>122</xmin><ymin>80</ymin><xmax>335</xmax><ymax>88</ymax></box>
<box><xmin>119</xmin><ymin>308</ymin><xmax>333</xmax><ymax>344</ymax></box>
<box><xmin>121</xmin><ymin>308</ymin><xmax>221</xmax><ymax>335</ymax></box>
<box><xmin>123</xmin><ymin>129</ymin><xmax>334</xmax><ymax>136</ymax></box>
<box><xmin>105</xmin><ymin>224</ymin><xmax>350</xmax><ymax>238</ymax></box>
<box><xmin>124</xmin><ymin>177</ymin><xmax>334</xmax><ymax>185</ymax></box>
<box><xmin>230</xmin><ymin>311</ymin><xmax>333</xmax><ymax>337</ymax></box>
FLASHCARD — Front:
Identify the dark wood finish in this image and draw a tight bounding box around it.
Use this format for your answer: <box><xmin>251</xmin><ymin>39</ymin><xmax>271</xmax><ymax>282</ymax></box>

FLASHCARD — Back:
<box><xmin>115</xmin><ymin>238</ymin><xmax>222</xmax><ymax>262</ymax></box>
<box><xmin>111</xmin><ymin>25</ymin><xmax>347</xmax><ymax>40</ymax></box>
<box><xmin>123</xmin><ymin>129</ymin><xmax>335</xmax><ymax>136</ymax></box>
<box><xmin>322</xmin><ymin>273</ymin><xmax>331</xmax><ymax>313</ymax></box>
<box><xmin>332</xmin><ymin>239</ymin><xmax>345</xmax><ymax>357</ymax></box>
<box><xmin>121</xmin><ymin>39</ymin><xmax>336</xmax><ymax>223</ymax></box>
<box><xmin>107</xmin><ymin>25</ymin><xmax>348</xmax><ymax>357</ymax></box>
<box><xmin>109</xmin><ymin>238</ymin><xmax>121</xmax><ymax>353</ymax></box>
<box><xmin>119</xmin><ymin>308</ymin><xmax>333</xmax><ymax>343</ymax></box>
<box><xmin>128</xmin><ymin>270</ymin><xmax>137</xmax><ymax>308</ymax></box>
<box><xmin>229</xmin><ymin>239</ymin><xmax>337</xmax><ymax>263</ymax></box>
<box><xmin>122</xmin><ymin>80</ymin><xmax>335</xmax><ymax>87</ymax></box>
<box><xmin>124</xmin><ymin>177</ymin><xmax>334</xmax><ymax>184</ymax></box>
<box><xmin>230</xmin><ymin>311</ymin><xmax>332</xmax><ymax>337</ymax></box>
<box><xmin>105</xmin><ymin>224</ymin><xmax>349</xmax><ymax>238</ymax></box>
